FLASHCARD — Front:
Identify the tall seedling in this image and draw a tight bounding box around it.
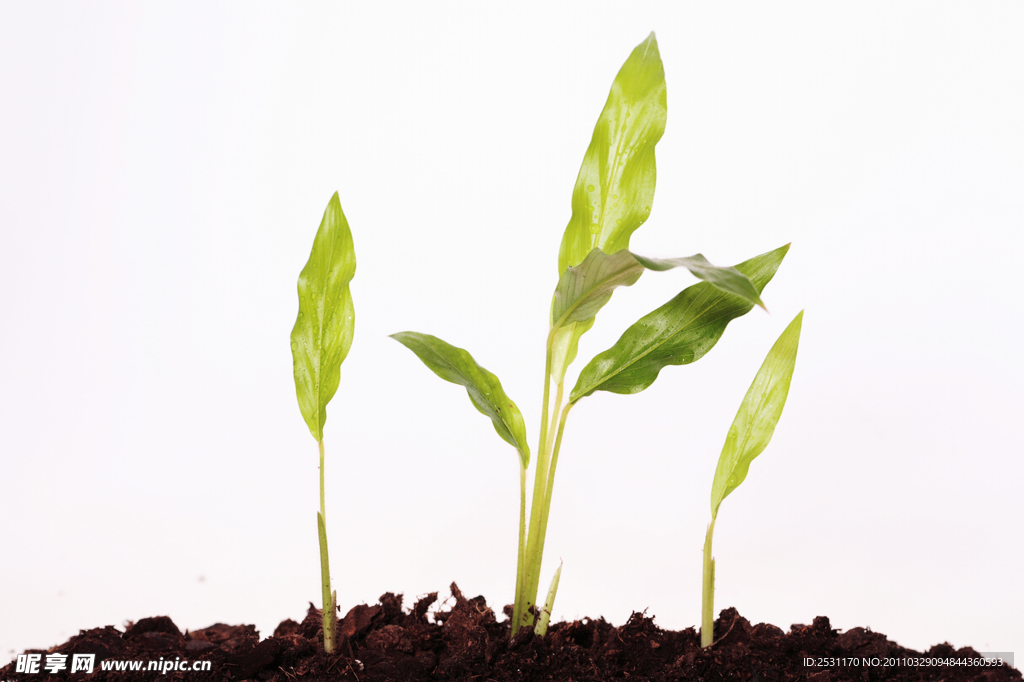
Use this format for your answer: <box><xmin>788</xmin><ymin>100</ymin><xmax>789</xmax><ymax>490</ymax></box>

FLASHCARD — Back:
<box><xmin>291</xmin><ymin>192</ymin><xmax>356</xmax><ymax>653</ymax></box>
<box><xmin>393</xmin><ymin>34</ymin><xmax>791</xmax><ymax>637</ymax></box>
<box><xmin>702</xmin><ymin>311</ymin><xmax>802</xmax><ymax>647</ymax></box>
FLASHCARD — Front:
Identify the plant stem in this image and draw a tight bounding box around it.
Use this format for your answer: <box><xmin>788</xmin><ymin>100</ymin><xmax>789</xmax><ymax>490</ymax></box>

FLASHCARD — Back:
<box><xmin>701</xmin><ymin>517</ymin><xmax>717</xmax><ymax>648</ymax></box>
<box><xmin>515</xmin><ymin>387</ymin><xmax>573</xmax><ymax>637</ymax></box>
<box><xmin>511</xmin><ymin>462</ymin><xmax>527</xmax><ymax>634</ymax></box>
<box><xmin>514</xmin><ymin>337</ymin><xmax>557</xmax><ymax>635</ymax></box>
<box><xmin>531</xmin><ymin>401</ymin><xmax>571</xmax><ymax>599</ymax></box>
<box><xmin>318</xmin><ymin>440</ymin><xmax>336</xmax><ymax>653</ymax></box>
<box><xmin>542</xmin><ymin>402</ymin><xmax>572</xmax><ymax>525</ymax></box>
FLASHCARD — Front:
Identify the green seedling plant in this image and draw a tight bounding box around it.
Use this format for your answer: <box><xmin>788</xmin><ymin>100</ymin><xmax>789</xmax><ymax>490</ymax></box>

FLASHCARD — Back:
<box><xmin>392</xmin><ymin>33</ymin><xmax>792</xmax><ymax>638</ymax></box>
<box><xmin>701</xmin><ymin>311</ymin><xmax>803</xmax><ymax>648</ymax></box>
<box><xmin>290</xmin><ymin>192</ymin><xmax>357</xmax><ymax>653</ymax></box>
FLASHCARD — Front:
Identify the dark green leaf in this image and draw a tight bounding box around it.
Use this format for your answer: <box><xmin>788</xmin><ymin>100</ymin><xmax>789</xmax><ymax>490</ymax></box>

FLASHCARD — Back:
<box><xmin>291</xmin><ymin>192</ymin><xmax>356</xmax><ymax>442</ymax></box>
<box><xmin>391</xmin><ymin>332</ymin><xmax>530</xmax><ymax>467</ymax></box>
<box><xmin>569</xmin><ymin>244</ymin><xmax>790</xmax><ymax>402</ymax></box>
<box><xmin>710</xmin><ymin>311</ymin><xmax>803</xmax><ymax>518</ymax></box>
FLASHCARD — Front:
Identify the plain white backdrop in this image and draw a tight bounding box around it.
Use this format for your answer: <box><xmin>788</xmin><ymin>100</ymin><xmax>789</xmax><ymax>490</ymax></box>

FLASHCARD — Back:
<box><xmin>2</xmin><ymin>1</ymin><xmax>1022</xmax><ymax>667</ymax></box>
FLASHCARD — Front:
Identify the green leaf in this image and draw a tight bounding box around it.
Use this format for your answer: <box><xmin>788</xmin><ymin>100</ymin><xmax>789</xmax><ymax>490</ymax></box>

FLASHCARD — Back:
<box><xmin>550</xmin><ymin>32</ymin><xmax>667</xmax><ymax>384</ymax></box>
<box><xmin>557</xmin><ymin>32</ymin><xmax>667</xmax><ymax>275</ymax></box>
<box><xmin>391</xmin><ymin>332</ymin><xmax>530</xmax><ymax>468</ymax></box>
<box><xmin>534</xmin><ymin>561</ymin><xmax>563</xmax><ymax>636</ymax></box>
<box><xmin>551</xmin><ymin>248</ymin><xmax>765</xmax><ymax>331</ymax></box>
<box><xmin>710</xmin><ymin>311</ymin><xmax>803</xmax><ymax>518</ymax></box>
<box><xmin>569</xmin><ymin>244</ymin><xmax>790</xmax><ymax>402</ymax></box>
<box><xmin>634</xmin><ymin>253</ymin><xmax>765</xmax><ymax>310</ymax></box>
<box><xmin>291</xmin><ymin>192</ymin><xmax>356</xmax><ymax>442</ymax></box>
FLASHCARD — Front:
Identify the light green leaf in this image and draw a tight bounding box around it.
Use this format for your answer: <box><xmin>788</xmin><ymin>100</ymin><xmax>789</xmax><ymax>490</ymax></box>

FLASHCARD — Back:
<box><xmin>550</xmin><ymin>32</ymin><xmax>667</xmax><ymax>384</ymax></box>
<box><xmin>534</xmin><ymin>561</ymin><xmax>563</xmax><ymax>636</ymax></box>
<box><xmin>551</xmin><ymin>248</ymin><xmax>764</xmax><ymax>332</ymax></box>
<box><xmin>557</xmin><ymin>32</ymin><xmax>667</xmax><ymax>275</ymax></box>
<box><xmin>391</xmin><ymin>332</ymin><xmax>530</xmax><ymax>468</ymax></box>
<box><xmin>710</xmin><ymin>311</ymin><xmax>803</xmax><ymax>518</ymax></box>
<box><xmin>569</xmin><ymin>244</ymin><xmax>790</xmax><ymax>402</ymax></box>
<box><xmin>291</xmin><ymin>192</ymin><xmax>356</xmax><ymax>442</ymax></box>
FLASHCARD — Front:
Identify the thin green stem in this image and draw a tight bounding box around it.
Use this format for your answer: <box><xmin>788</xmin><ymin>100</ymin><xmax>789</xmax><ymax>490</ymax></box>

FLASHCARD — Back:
<box><xmin>515</xmin><ymin>335</ymin><xmax>559</xmax><ymax>635</ymax></box>
<box><xmin>319</xmin><ymin>440</ymin><xmax>326</xmax><ymax>519</ymax></box>
<box><xmin>538</xmin><ymin>330</ymin><xmax>555</xmax><ymax>470</ymax></box>
<box><xmin>511</xmin><ymin>463</ymin><xmax>527</xmax><ymax>634</ymax></box>
<box><xmin>701</xmin><ymin>517</ymin><xmax>717</xmax><ymax>648</ymax></box>
<box><xmin>542</xmin><ymin>402</ymin><xmax>572</xmax><ymax>519</ymax></box>
<box><xmin>318</xmin><ymin>440</ymin><xmax>336</xmax><ymax>653</ymax></box>
<box><xmin>529</xmin><ymin>400</ymin><xmax>572</xmax><ymax>608</ymax></box>
<box><xmin>520</xmin><ymin>453</ymin><xmax>548</xmax><ymax>631</ymax></box>
<box><xmin>517</xmin><ymin>389</ymin><xmax>571</xmax><ymax>636</ymax></box>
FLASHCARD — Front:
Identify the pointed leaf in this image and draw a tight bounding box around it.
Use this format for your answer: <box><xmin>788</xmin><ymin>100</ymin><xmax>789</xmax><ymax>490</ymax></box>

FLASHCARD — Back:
<box><xmin>391</xmin><ymin>332</ymin><xmax>530</xmax><ymax>468</ymax></box>
<box><xmin>710</xmin><ymin>311</ymin><xmax>803</xmax><ymax>518</ymax></box>
<box><xmin>291</xmin><ymin>192</ymin><xmax>356</xmax><ymax>442</ymax></box>
<box><xmin>569</xmin><ymin>244</ymin><xmax>790</xmax><ymax>402</ymax></box>
<box><xmin>550</xmin><ymin>32</ymin><xmax>667</xmax><ymax>384</ymax></box>
<box><xmin>534</xmin><ymin>561</ymin><xmax>563</xmax><ymax>636</ymax></box>
<box><xmin>557</xmin><ymin>32</ymin><xmax>667</xmax><ymax>275</ymax></box>
<box><xmin>551</xmin><ymin>248</ymin><xmax>765</xmax><ymax>332</ymax></box>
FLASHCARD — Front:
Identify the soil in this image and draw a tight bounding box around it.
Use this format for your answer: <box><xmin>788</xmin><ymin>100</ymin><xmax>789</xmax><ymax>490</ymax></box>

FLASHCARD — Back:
<box><xmin>3</xmin><ymin>583</ymin><xmax>1017</xmax><ymax>681</ymax></box>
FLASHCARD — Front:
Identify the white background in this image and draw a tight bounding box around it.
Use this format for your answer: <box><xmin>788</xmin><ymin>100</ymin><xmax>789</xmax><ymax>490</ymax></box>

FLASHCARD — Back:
<box><xmin>2</xmin><ymin>1</ymin><xmax>1022</xmax><ymax>667</ymax></box>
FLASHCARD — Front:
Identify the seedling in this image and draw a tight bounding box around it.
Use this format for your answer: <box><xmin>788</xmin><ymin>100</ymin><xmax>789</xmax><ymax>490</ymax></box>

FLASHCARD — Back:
<box><xmin>392</xmin><ymin>33</ymin><xmax>791</xmax><ymax>637</ymax></box>
<box><xmin>701</xmin><ymin>311</ymin><xmax>802</xmax><ymax>647</ymax></box>
<box><xmin>290</xmin><ymin>192</ymin><xmax>356</xmax><ymax>653</ymax></box>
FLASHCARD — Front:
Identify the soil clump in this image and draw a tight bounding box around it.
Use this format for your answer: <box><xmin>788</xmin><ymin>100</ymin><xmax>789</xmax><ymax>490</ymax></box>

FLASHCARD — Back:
<box><xmin>4</xmin><ymin>583</ymin><xmax>1017</xmax><ymax>681</ymax></box>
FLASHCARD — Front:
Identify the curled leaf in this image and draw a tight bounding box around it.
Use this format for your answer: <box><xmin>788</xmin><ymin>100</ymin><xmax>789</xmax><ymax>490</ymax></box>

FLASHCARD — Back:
<box><xmin>551</xmin><ymin>248</ymin><xmax>764</xmax><ymax>332</ymax></box>
<box><xmin>569</xmin><ymin>244</ymin><xmax>790</xmax><ymax>402</ymax></box>
<box><xmin>391</xmin><ymin>332</ymin><xmax>530</xmax><ymax>468</ymax></box>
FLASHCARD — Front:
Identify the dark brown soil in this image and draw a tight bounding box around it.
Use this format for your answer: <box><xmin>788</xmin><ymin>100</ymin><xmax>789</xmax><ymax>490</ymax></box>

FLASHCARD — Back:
<box><xmin>4</xmin><ymin>583</ymin><xmax>1017</xmax><ymax>681</ymax></box>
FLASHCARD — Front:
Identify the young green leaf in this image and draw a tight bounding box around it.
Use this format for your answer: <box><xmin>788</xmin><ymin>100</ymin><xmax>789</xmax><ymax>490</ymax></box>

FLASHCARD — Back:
<box><xmin>534</xmin><ymin>561</ymin><xmax>563</xmax><ymax>636</ymax></box>
<box><xmin>569</xmin><ymin>244</ymin><xmax>790</xmax><ymax>402</ymax></box>
<box><xmin>551</xmin><ymin>248</ymin><xmax>764</xmax><ymax>331</ymax></box>
<box><xmin>702</xmin><ymin>311</ymin><xmax>802</xmax><ymax>647</ymax></box>
<box><xmin>710</xmin><ymin>310</ymin><xmax>803</xmax><ymax>518</ymax></box>
<box><xmin>550</xmin><ymin>32</ymin><xmax>667</xmax><ymax>383</ymax></box>
<box><xmin>391</xmin><ymin>332</ymin><xmax>530</xmax><ymax>467</ymax></box>
<box><xmin>291</xmin><ymin>192</ymin><xmax>356</xmax><ymax>442</ymax></box>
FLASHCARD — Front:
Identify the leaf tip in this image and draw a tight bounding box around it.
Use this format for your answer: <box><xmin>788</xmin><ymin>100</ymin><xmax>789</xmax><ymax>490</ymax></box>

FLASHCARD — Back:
<box><xmin>792</xmin><ymin>309</ymin><xmax>805</xmax><ymax>329</ymax></box>
<box><xmin>641</xmin><ymin>31</ymin><xmax>660</xmax><ymax>57</ymax></box>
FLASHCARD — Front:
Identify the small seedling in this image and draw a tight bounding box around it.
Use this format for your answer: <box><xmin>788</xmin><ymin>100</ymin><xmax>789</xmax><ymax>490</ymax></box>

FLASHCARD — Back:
<box><xmin>392</xmin><ymin>33</ymin><xmax>791</xmax><ymax>638</ymax></box>
<box><xmin>701</xmin><ymin>311</ymin><xmax>802</xmax><ymax>647</ymax></box>
<box><xmin>290</xmin><ymin>192</ymin><xmax>356</xmax><ymax>653</ymax></box>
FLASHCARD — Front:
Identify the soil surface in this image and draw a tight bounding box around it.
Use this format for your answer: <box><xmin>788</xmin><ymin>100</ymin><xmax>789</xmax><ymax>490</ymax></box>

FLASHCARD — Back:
<box><xmin>3</xmin><ymin>583</ymin><xmax>1017</xmax><ymax>681</ymax></box>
